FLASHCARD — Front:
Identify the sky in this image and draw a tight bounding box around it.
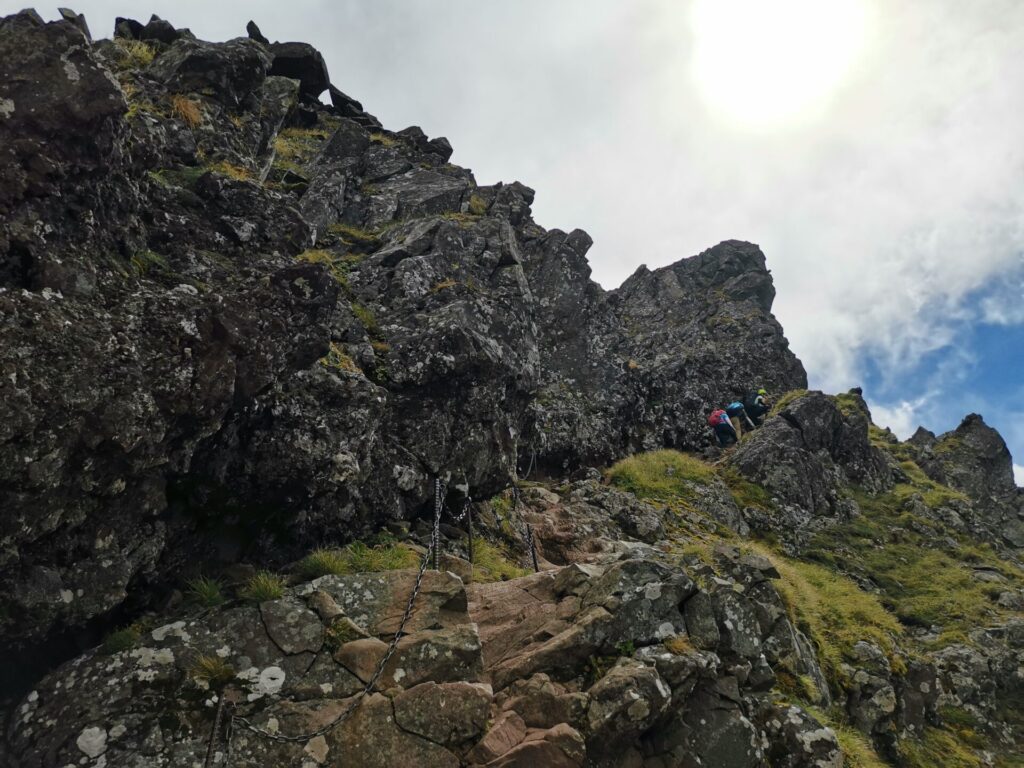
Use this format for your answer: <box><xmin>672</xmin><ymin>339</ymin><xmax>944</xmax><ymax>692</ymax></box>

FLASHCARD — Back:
<box><xmin>19</xmin><ymin>1</ymin><xmax>1024</xmax><ymax>485</ymax></box>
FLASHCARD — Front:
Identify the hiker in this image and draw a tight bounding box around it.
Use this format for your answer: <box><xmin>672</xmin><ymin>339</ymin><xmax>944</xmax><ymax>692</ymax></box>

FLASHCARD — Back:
<box><xmin>708</xmin><ymin>407</ymin><xmax>737</xmax><ymax>447</ymax></box>
<box><xmin>744</xmin><ymin>388</ymin><xmax>771</xmax><ymax>427</ymax></box>
<box><xmin>725</xmin><ymin>400</ymin><xmax>755</xmax><ymax>438</ymax></box>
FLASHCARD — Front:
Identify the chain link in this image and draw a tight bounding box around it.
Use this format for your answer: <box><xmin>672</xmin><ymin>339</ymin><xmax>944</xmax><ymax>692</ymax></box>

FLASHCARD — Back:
<box><xmin>509</xmin><ymin>483</ymin><xmax>540</xmax><ymax>572</ymax></box>
<box><xmin>203</xmin><ymin>692</ymin><xmax>227</xmax><ymax>768</ymax></box>
<box><xmin>218</xmin><ymin>481</ymin><xmax>447</xmax><ymax>761</ymax></box>
<box><xmin>448</xmin><ymin>497</ymin><xmax>472</xmax><ymax>524</ymax></box>
<box><xmin>525</xmin><ymin>523</ymin><xmax>539</xmax><ymax>573</ymax></box>
<box><xmin>521</xmin><ymin>448</ymin><xmax>536</xmax><ymax>481</ymax></box>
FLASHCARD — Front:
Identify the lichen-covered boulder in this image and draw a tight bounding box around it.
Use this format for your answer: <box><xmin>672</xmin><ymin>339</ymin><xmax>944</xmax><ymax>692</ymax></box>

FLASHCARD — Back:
<box><xmin>762</xmin><ymin>704</ymin><xmax>843</xmax><ymax>768</ymax></box>
<box><xmin>581</xmin><ymin>559</ymin><xmax>697</xmax><ymax>647</ymax></box>
<box><xmin>643</xmin><ymin>682</ymin><xmax>765</xmax><ymax>768</ymax></box>
<box><xmin>499</xmin><ymin>673</ymin><xmax>590</xmax><ymax>730</ymax></box>
<box><xmin>585</xmin><ymin>659</ymin><xmax>671</xmax><ymax>754</ymax></box>
<box><xmin>841</xmin><ymin>642</ymin><xmax>898</xmax><ymax>739</ymax></box>
<box><xmin>392</xmin><ymin>681</ymin><xmax>492</xmax><ymax>746</ymax></box>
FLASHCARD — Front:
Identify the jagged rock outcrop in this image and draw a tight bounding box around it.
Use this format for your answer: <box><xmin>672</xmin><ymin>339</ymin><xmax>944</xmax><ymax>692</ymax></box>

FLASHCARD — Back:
<box><xmin>0</xmin><ymin>9</ymin><xmax>805</xmax><ymax>667</ymax></box>
<box><xmin>523</xmin><ymin>236</ymin><xmax>807</xmax><ymax>469</ymax></box>
<box><xmin>912</xmin><ymin>414</ymin><xmax>1024</xmax><ymax>549</ymax></box>
<box><xmin>728</xmin><ymin>390</ymin><xmax>893</xmax><ymax>548</ymax></box>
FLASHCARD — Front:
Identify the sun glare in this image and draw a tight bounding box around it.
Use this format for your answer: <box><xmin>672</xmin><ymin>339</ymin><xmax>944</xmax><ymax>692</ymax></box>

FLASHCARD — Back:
<box><xmin>691</xmin><ymin>0</ymin><xmax>871</xmax><ymax>129</ymax></box>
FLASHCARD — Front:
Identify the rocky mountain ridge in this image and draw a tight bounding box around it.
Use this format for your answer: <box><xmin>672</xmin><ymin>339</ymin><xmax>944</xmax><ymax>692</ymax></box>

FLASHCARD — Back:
<box><xmin>0</xmin><ymin>10</ymin><xmax>1021</xmax><ymax>768</ymax></box>
<box><xmin>0</xmin><ymin>9</ymin><xmax>804</xmax><ymax>665</ymax></box>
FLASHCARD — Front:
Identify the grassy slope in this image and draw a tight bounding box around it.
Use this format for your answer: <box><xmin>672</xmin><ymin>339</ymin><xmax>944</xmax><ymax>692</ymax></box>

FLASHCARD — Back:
<box><xmin>604</xmin><ymin>402</ymin><xmax>1024</xmax><ymax>768</ymax></box>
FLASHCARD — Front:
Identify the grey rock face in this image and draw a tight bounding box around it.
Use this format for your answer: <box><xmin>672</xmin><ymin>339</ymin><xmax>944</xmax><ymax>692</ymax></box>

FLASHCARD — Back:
<box><xmin>149</xmin><ymin>37</ymin><xmax>271</xmax><ymax>109</ymax></box>
<box><xmin>0</xmin><ymin>11</ymin><xmax>339</xmax><ymax>673</ymax></box>
<box><xmin>524</xmin><ymin>236</ymin><xmax>808</xmax><ymax>470</ymax></box>
<box><xmin>581</xmin><ymin>559</ymin><xmax>697</xmax><ymax>647</ymax></box>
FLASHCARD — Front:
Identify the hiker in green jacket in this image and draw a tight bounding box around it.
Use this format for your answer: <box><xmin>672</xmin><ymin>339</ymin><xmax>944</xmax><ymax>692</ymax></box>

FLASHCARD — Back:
<box><xmin>744</xmin><ymin>388</ymin><xmax>771</xmax><ymax>427</ymax></box>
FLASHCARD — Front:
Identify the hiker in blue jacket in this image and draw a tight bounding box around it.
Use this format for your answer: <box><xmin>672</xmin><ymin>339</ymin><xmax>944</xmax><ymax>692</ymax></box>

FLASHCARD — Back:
<box><xmin>725</xmin><ymin>400</ymin><xmax>755</xmax><ymax>438</ymax></box>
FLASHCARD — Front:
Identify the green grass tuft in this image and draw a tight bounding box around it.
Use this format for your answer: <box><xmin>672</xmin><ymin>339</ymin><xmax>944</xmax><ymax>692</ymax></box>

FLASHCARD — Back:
<box><xmin>240</xmin><ymin>571</ymin><xmax>286</xmax><ymax>602</ymax></box>
<box><xmin>206</xmin><ymin>160</ymin><xmax>252</xmax><ymax>181</ymax></box>
<box><xmin>272</xmin><ymin>127</ymin><xmax>331</xmax><ymax>171</ymax></box>
<box><xmin>812</xmin><ymin>711</ymin><xmax>890</xmax><ymax>768</ymax></box>
<box><xmin>351</xmin><ymin>302</ymin><xmax>381</xmax><ymax>337</ymax></box>
<box><xmin>831</xmin><ymin>391</ymin><xmax>866</xmax><ymax>418</ymax></box>
<box><xmin>898</xmin><ymin>726</ymin><xmax>985</xmax><ymax>768</ymax></box>
<box><xmin>469</xmin><ymin>538</ymin><xmax>531</xmax><ymax>582</ymax></box>
<box><xmin>663</xmin><ymin>635</ymin><xmax>697</xmax><ymax>655</ymax></box>
<box><xmin>298</xmin><ymin>548</ymin><xmax>348</xmax><ymax>579</ymax></box>
<box><xmin>467</xmin><ymin>193</ymin><xmax>488</xmax><ymax>216</ymax></box>
<box><xmin>298</xmin><ymin>541</ymin><xmax>419</xmax><ymax>580</ymax></box>
<box><xmin>130</xmin><ymin>249</ymin><xmax>169</xmax><ymax>277</ymax></box>
<box><xmin>369</xmin><ymin>132</ymin><xmax>399</xmax><ymax>147</ymax></box>
<box><xmin>100</xmin><ymin>626</ymin><xmax>141</xmax><ymax>655</ymax></box>
<box><xmin>319</xmin><ymin>341</ymin><xmax>361</xmax><ymax>373</ymax></box>
<box><xmin>170</xmin><ymin>94</ymin><xmax>202</xmax><ymax>128</ymax></box>
<box><xmin>113</xmin><ymin>38</ymin><xmax>155</xmax><ymax>70</ymax></box>
<box><xmin>606</xmin><ymin>449</ymin><xmax>716</xmax><ymax>501</ymax></box>
<box><xmin>892</xmin><ymin>461</ymin><xmax>968</xmax><ymax>509</ymax></box>
<box><xmin>719</xmin><ymin>466</ymin><xmax>775</xmax><ymax>512</ymax></box>
<box><xmin>186</xmin><ymin>576</ymin><xmax>225</xmax><ymax>607</ymax></box>
<box><xmin>439</xmin><ymin>211</ymin><xmax>480</xmax><ymax>226</ymax></box>
<box><xmin>298</xmin><ymin>249</ymin><xmax>351</xmax><ymax>288</ymax></box>
<box><xmin>190</xmin><ymin>655</ymin><xmax>236</xmax><ymax>688</ymax></box>
<box><xmin>323</xmin><ymin>619</ymin><xmax>366</xmax><ymax>651</ymax></box>
<box><xmin>770</xmin><ymin>388</ymin><xmax>809</xmax><ymax>415</ymax></box>
<box><xmin>327</xmin><ymin>223</ymin><xmax>382</xmax><ymax>249</ymax></box>
<box><xmin>489</xmin><ymin>492</ymin><xmax>513</xmax><ymax>518</ymax></box>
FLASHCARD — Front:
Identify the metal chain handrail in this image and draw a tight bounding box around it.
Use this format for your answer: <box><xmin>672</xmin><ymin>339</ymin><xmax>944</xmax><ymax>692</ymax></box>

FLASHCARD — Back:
<box><xmin>202</xmin><ymin>690</ymin><xmax>228</xmax><ymax>768</ymax></box>
<box><xmin>509</xmin><ymin>483</ymin><xmax>539</xmax><ymax>572</ymax></box>
<box><xmin>212</xmin><ymin>480</ymin><xmax>447</xmax><ymax>762</ymax></box>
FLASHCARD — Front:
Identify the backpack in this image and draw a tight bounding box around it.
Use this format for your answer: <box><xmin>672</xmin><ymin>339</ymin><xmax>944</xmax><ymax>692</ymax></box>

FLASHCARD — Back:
<box><xmin>743</xmin><ymin>392</ymin><xmax>760</xmax><ymax>410</ymax></box>
<box><xmin>725</xmin><ymin>401</ymin><xmax>745</xmax><ymax>417</ymax></box>
<box><xmin>708</xmin><ymin>408</ymin><xmax>727</xmax><ymax>428</ymax></box>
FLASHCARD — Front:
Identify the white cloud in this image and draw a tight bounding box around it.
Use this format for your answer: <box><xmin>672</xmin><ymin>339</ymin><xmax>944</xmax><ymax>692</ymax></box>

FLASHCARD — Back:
<box><xmin>980</xmin><ymin>271</ymin><xmax>1024</xmax><ymax>326</ymax></box>
<box><xmin>1014</xmin><ymin>464</ymin><xmax>1024</xmax><ymax>487</ymax></box>
<box><xmin>866</xmin><ymin>398</ymin><xmax>928</xmax><ymax>440</ymax></box>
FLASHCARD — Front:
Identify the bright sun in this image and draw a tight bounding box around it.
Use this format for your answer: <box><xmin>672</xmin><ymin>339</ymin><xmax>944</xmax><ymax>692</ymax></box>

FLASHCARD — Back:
<box><xmin>691</xmin><ymin>0</ymin><xmax>871</xmax><ymax>128</ymax></box>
